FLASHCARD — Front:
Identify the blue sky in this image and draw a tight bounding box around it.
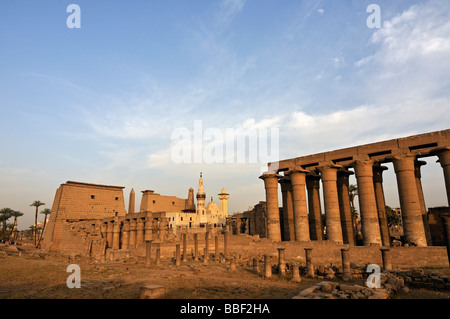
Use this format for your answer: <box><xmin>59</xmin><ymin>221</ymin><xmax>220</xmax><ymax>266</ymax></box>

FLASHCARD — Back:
<box><xmin>1</xmin><ymin>0</ymin><xmax>449</xmax><ymax>230</ymax></box>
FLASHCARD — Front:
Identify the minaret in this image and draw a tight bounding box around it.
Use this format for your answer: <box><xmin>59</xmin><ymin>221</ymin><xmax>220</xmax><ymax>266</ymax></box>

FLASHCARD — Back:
<box><xmin>196</xmin><ymin>172</ymin><xmax>206</xmax><ymax>216</ymax></box>
<box><xmin>128</xmin><ymin>188</ymin><xmax>135</xmax><ymax>214</ymax></box>
<box><xmin>185</xmin><ymin>187</ymin><xmax>196</xmax><ymax>212</ymax></box>
<box><xmin>218</xmin><ymin>188</ymin><xmax>229</xmax><ymax>216</ymax></box>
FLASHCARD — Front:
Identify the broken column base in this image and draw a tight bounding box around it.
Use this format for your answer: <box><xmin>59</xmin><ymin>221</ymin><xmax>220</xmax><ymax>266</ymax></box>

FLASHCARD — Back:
<box><xmin>139</xmin><ymin>285</ymin><xmax>165</xmax><ymax>299</ymax></box>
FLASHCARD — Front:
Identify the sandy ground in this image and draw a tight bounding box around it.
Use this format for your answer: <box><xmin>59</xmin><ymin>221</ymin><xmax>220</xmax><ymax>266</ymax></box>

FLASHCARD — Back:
<box><xmin>1</xmin><ymin>253</ymin><xmax>450</xmax><ymax>299</ymax></box>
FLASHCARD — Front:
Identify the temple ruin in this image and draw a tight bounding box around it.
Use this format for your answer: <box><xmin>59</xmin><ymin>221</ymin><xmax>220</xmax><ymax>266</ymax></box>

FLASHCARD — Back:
<box><xmin>257</xmin><ymin>129</ymin><xmax>450</xmax><ymax>248</ymax></box>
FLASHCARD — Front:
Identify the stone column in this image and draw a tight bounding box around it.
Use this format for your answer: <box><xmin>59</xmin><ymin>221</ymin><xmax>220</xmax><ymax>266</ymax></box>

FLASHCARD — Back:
<box><xmin>112</xmin><ymin>221</ymin><xmax>121</xmax><ymax>250</ymax></box>
<box><xmin>380</xmin><ymin>248</ymin><xmax>392</xmax><ymax>271</ymax></box>
<box><xmin>414</xmin><ymin>160</ymin><xmax>433</xmax><ymax>246</ymax></box>
<box><xmin>203</xmin><ymin>247</ymin><xmax>208</xmax><ymax>264</ymax></box>
<box><xmin>439</xmin><ymin>213</ymin><xmax>450</xmax><ymax>266</ymax></box>
<box><xmin>158</xmin><ymin>218</ymin><xmax>166</xmax><ymax>242</ymax></box>
<box><xmin>106</xmin><ymin>221</ymin><xmax>114</xmax><ymax>248</ymax></box>
<box><xmin>318</xmin><ymin>165</ymin><xmax>343</xmax><ymax>243</ymax></box>
<box><xmin>144</xmin><ymin>218</ymin><xmax>153</xmax><ymax>241</ymax></box>
<box><xmin>392</xmin><ymin>155</ymin><xmax>427</xmax><ymax>246</ymax></box>
<box><xmin>264</xmin><ymin>254</ymin><xmax>272</xmax><ymax>279</ymax></box>
<box><xmin>136</xmin><ymin>219</ymin><xmax>145</xmax><ymax>246</ymax></box>
<box><xmin>175</xmin><ymin>243</ymin><xmax>181</xmax><ymax>266</ymax></box>
<box><xmin>354</xmin><ymin>160</ymin><xmax>382</xmax><ymax>245</ymax></box>
<box><xmin>224</xmin><ymin>231</ymin><xmax>228</xmax><ymax>257</ymax></box>
<box><xmin>259</xmin><ymin>173</ymin><xmax>282</xmax><ymax>241</ymax></box>
<box><xmin>432</xmin><ymin>147</ymin><xmax>450</xmax><ymax>206</ymax></box>
<box><xmin>337</xmin><ymin>170</ymin><xmax>355</xmax><ymax>246</ymax></box>
<box><xmin>129</xmin><ymin>219</ymin><xmax>137</xmax><ymax>248</ymax></box>
<box><xmin>155</xmin><ymin>248</ymin><xmax>161</xmax><ymax>266</ymax></box>
<box><xmin>101</xmin><ymin>222</ymin><xmax>107</xmax><ymax>241</ymax></box>
<box><xmin>145</xmin><ymin>240</ymin><xmax>152</xmax><ymax>266</ymax></box>
<box><xmin>182</xmin><ymin>233</ymin><xmax>187</xmax><ymax>262</ymax></box>
<box><xmin>372</xmin><ymin>164</ymin><xmax>391</xmax><ymax>246</ymax></box>
<box><xmin>340</xmin><ymin>248</ymin><xmax>352</xmax><ymax>280</ymax></box>
<box><xmin>215</xmin><ymin>235</ymin><xmax>219</xmax><ymax>259</ymax></box>
<box><xmin>288</xmin><ymin>169</ymin><xmax>311</xmax><ymax>242</ymax></box>
<box><xmin>194</xmin><ymin>233</ymin><xmax>199</xmax><ymax>261</ymax></box>
<box><xmin>277</xmin><ymin>248</ymin><xmax>286</xmax><ymax>276</ymax></box>
<box><xmin>205</xmin><ymin>230</ymin><xmax>210</xmax><ymax>256</ymax></box>
<box><xmin>253</xmin><ymin>258</ymin><xmax>259</xmax><ymax>273</ymax></box>
<box><xmin>279</xmin><ymin>177</ymin><xmax>295</xmax><ymax>241</ymax></box>
<box><xmin>306</xmin><ymin>174</ymin><xmax>323</xmax><ymax>241</ymax></box>
<box><xmin>291</xmin><ymin>264</ymin><xmax>301</xmax><ymax>283</ymax></box>
<box><xmin>152</xmin><ymin>219</ymin><xmax>159</xmax><ymax>239</ymax></box>
<box><xmin>304</xmin><ymin>248</ymin><xmax>314</xmax><ymax>278</ymax></box>
<box><xmin>236</xmin><ymin>218</ymin><xmax>242</xmax><ymax>235</ymax></box>
<box><xmin>121</xmin><ymin>220</ymin><xmax>130</xmax><ymax>250</ymax></box>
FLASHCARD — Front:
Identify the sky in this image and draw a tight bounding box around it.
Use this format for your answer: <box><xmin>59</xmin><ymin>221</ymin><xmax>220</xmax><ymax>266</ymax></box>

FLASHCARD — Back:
<box><xmin>1</xmin><ymin>0</ymin><xmax>449</xmax><ymax>230</ymax></box>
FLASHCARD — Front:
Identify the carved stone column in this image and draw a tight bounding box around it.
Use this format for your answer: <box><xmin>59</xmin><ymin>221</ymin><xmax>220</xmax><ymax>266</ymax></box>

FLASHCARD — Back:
<box><xmin>431</xmin><ymin>147</ymin><xmax>450</xmax><ymax>206</ymax></box>
<box><xmin>121</xmin><ymin>220</ymin><xmax>130</xmax><ymax>250</ymax></box>
<box><xmin>306</xmin><ymin>174</ymin><xmax>323</xmax><ymax>241</ymax></box>
<box><xmin>414</xmin><ymin>160</ymin><xmax>433</xmax><ymax>246</ymax></box>
<box><xmin>372</xmin><ymin>164</ymin><xmax>391</xmax><ymax>246</ymax></box>
<box><xmin>318</xmin><ymin>164</ymin><xmax>343</xmax><ymax>243</ymax></box>
<box><xmin>259</xmin><ymin>173</ymin><xmax>282</xmax><ymax>241</ymax></box>
<box><xmin>136</xmin><ymin>218</ymin><xmax>145</xmax><ymax>246</ymax></box>
<box><xmin>279</xmin><ymin>177</ymin><xmax>295</xmax><ymax>241</ymax></box>
<box><xmin>129</xmin><ymin>219</ymin><xmax>137</xmax><ymax>248</ymax></box>
<box><xmin>288</xmin><ymin>169</ymin><xmax>310</xmax><ymax>242</ymax></box>
<box><xmin>337</xmin><ymin>169</ymin><xmax>355</xmax><ymax>245</ymax></box>
<box><xmin>354</xmin><ymin>160</ymin><xmax>382</xmax><ymax>245</ymax></box>
<box><xmin>392</xmin><ymin>155</ymin><xmax>427</xmax><ymax>247</ymax></box>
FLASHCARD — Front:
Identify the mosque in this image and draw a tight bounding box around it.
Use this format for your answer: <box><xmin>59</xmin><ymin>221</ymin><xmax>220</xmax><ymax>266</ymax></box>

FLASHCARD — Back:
<box><xmin>162</xmin><ymin>173</ymin><xmax>229</xmax><ymax>232</ymax></box>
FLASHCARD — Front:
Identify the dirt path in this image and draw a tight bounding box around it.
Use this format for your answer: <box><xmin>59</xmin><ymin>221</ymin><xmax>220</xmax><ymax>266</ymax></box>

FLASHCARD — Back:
<box><xmin>1</xmin><ymin>254</ymin><xmax>449</xmax><ymax>299</ymax></box>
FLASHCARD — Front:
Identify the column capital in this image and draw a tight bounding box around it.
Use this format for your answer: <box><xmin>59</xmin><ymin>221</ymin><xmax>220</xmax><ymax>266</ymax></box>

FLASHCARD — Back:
<box><xmin>354</xmin><ymin>159</ymin><xmax>375</xmax><ymax>178</ymax></box>
<box><xmin>286</xmin><ymin>168</ymin><xmax>309</xmax><ymax>186</ymax></box>
<box><xmin>390</xmin><ymin>154</ymin><xmax>417</xmax><ymax>173</ymax></box>
<box><xmin>414</xmin><ymin>159</ymin><xmax>427</xmax><ymax>178</ymax></box>
<box><xmin>306</xmin><ymin>173</ymin><xmax>321</xmax><ymax>189</ymax></box>
<box><xmin>431</xmin><ymin>146</ymin><xmax>450</xmax><ymax>168</ymax></box>
<box><xmin>373</xmin><ymin>164</ymin><xmax>388</xmax><ymax>183</ymax></box>
<box><xmin>259</xmin><ymin>173</ymin><xmax>282</xmax><ymax>189</ymax></box>
<box><xmin>317</xmin><ymin>163</ymin><xmax>342</xmax><ymax>182</ymax></box>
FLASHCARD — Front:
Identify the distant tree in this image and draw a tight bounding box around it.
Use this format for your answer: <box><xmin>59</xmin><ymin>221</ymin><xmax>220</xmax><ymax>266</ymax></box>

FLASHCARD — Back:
<box><xmin>0</xmin><ymin>208</ymin><xmax>14</xmax><ymax>242</ymax></box>
<box><xmin>386</xmin><ymin>206</ymin><xmax>401</xmax><ymax>227</ymax></box>
<box><xmin>348</xmin><ymin>184</ymin><xmax>359</xmax><ymax>233</ymax></box>
<box><xmin>30</xmin><ymin>200</ymin><xmax>45</xmax><ymax>246</ymax></box>
<box><xmin>37</xmin><ymin>208</ymin><xmax>51</xmax><ymax>247</ymax></box>
<box><xmin>8</xmin><ymin>210</ymin><xmax>23</xmax><ymax>241</ymax></box>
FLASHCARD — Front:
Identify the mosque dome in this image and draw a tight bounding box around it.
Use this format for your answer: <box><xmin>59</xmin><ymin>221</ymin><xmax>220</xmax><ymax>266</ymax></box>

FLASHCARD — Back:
<box><xmin>206</xmin><ymin>201</ymin><xmax>219</xmax><ymax>214</ymax></box>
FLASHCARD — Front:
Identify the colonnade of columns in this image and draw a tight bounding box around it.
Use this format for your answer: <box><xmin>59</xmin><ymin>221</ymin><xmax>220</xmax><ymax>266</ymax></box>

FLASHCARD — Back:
<box><xmin>101</xmin><ymin>216</ymin><xmax>169</xmax><ymax>250</ymax></box>
<box><xmin>260</xmin><ymin>148</ymin><xmax>450</xmax><ymax>247</ymax></box>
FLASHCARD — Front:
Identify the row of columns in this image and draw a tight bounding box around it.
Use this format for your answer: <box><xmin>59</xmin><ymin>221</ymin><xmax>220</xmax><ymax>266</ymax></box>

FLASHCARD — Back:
<box><xmin>261</xmin><ymin>149</ymin><xmax>450</xmax><ymax>247</ymax></box>
<box><xmin>145</xmin><ymin>231</ymin><xmax>229</xmax><ymax>266</ymax></box>
<box><xmin>261</xmin><ymin>246</ymin><xmax>393</xmax><ymax>280</ymax></box>
<box><xmin>101</xmin><ymin>217</ymin><xmax>169</xmax><ymax>250</ymax></box>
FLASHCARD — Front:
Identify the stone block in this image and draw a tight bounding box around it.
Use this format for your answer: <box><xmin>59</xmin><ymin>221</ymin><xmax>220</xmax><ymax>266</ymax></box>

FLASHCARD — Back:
<box><xmin>140</xmin><ymin>285</ymin><xmax>166</xmax><ymax>299</ymax></box>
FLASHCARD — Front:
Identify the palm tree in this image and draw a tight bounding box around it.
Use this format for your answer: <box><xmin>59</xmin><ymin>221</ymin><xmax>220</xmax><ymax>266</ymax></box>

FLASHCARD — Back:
<box><xmin>348</xmin><ymin>184</ymin><xmax>359</xmax><ymax>240</ymax></box>
<box><xmin>30</xmin><ymin>200</ymin><xmax>45</xmax><ymax>246</ymax></box>
<box><xmin>37</xmin><ymin>208</ymin><xmax>51</xmax><ymax>247</ymax></box>
<box><xmin>0</xmin><ymin>208</ymin><xmax>14</xmax><ymax>242</ymax></box>
<box><xmin>8</xmin><ymin>210</ymin><xmax>23</xmax><ymax>241</ymax></box>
